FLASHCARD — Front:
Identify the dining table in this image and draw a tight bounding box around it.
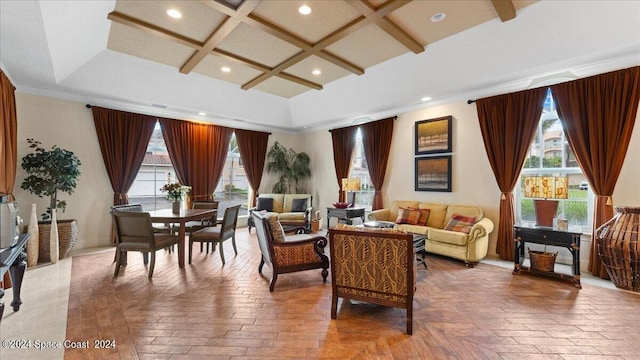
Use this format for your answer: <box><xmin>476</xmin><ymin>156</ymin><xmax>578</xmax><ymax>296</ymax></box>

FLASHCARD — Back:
<box><xmin>148</xmin><ymin>208</ymin><xmax>218</xmax><ymax>268</ymax></box>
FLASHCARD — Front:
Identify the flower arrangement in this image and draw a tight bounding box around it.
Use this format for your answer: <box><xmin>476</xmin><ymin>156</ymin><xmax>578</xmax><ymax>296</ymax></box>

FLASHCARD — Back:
<box><xmin>160</xmin><ymin>182</ymin><xmax>191</xmax><ymax>201</ymax></box>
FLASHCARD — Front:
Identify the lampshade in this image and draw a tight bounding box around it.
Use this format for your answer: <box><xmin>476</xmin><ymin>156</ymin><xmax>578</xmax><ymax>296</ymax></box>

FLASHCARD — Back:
<box><xmin>341</xmin><ymin>178</ymin><xmax>361</xmax><ymax>192</ymax></box>
<box><xmin>523</xmin><ymin>176</ymin><xmax>568</xmax><ymax>199</ymax></box>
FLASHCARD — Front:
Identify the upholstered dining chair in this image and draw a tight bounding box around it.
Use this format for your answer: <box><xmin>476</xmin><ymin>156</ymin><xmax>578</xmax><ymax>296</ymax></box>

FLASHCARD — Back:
<box><xmin>189</xmin><ymin>204</ymin><xmax>241</xmax><ymax>265</ymax></box>
<box><xmin>183</xmin><ymin>201</ymin><xmax>219</xmax><ymax>253</ymax></box>
<box><xmin>112</xmin><ymin>211</ymin><xmax>179</xmax><ymax>278</ymax></box>
<box><xmin>252</xmin><ymin>211</ymin><xmax>329</xmax><ymax>292</ymax></box>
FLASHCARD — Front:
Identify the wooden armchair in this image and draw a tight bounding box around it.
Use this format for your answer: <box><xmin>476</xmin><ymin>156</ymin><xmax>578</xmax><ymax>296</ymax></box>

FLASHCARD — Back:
<box><xmin>252</xmin><ymin>211</ymin><xmax>328</xmax><ymax>292</ymax></box>
<box><xmin>329</xmin><ymin>227</ymin><xmax>416</xmax><ymax>335</ymax></box>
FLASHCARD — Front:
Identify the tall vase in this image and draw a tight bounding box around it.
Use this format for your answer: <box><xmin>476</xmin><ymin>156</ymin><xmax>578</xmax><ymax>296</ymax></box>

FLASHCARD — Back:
<box><xmin>26</xmin><ymin>203</ymin><xmax>39</xmax><ymax>267</ymax></box>
<box><xmin>49</xmin><ymin>209</ymin><xmax>59</xmax><ymax>264</ymax></box>
<box><xmin>172</xmin><ymin>200</ymin><xmax>181</xmax><ymax>214</ymax></box>
<box><xmin>596</xmin><ymin>206</ymin><xmax>640</xmax><ymax>292</ymax></box>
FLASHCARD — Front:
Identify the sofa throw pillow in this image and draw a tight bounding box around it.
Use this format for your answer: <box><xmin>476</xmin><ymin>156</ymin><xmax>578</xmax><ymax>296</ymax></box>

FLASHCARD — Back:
<box><xmin>266</xmin><ymin>214</ymin><xmax>286</xmax><ymax>243</ymax></box>
<box><xmin>444</xmin><ymin>214</ymin><xmax>477</xmax><ymax>234</ymax></box>
<box><xmin>291</xmin><ymin>198</ymin><xmax>307</xmax><ymax>212</ymax></box>
<box><xmin>395</xmin><ymin>207</ymin><xmax>422</xmax><ymax>225</ymax></box>
<box><xmin>409</xmin><ymin>208</ymin><xmax>430</xmax><ymax>226</ymax></box>
<box><xmin>256</xmin><ymin>197</ymin><xmax>273</xmax><ymax>212</ymax></box>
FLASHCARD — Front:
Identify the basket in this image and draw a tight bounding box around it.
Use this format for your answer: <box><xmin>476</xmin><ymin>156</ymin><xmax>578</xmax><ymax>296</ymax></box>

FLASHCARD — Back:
<box><xmin>528</xmin><ymin>248</ymin><xmax>557</xmax><ymax>272</ymax></box>
<box><xmin>37</xmin><ymin>219</ymin><xmax>79</xmax><ymax>263</ymax></box>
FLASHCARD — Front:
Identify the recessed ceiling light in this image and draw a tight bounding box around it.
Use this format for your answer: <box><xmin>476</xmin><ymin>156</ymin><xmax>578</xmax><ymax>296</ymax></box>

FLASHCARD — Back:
<box><xmin>198</xmin><ymin>112</ymin><xmax>206</xmax><ymax>116</ymax></box>
<box><xmin>431</xmin><ymin>12</ymin><xmax>446</xmax><ymax>23</ymax></box>
<box><xmin>298</xmin><ymin>5</ymin><xmax>312</xmax><ymax>15</ymax></box>
<box><xmin>312</xmin><ymin>69</ymin><xmax>321</xmax><ymax>76</ymax></box>
<box><xmin>221</xmin><ymin>66</ymin><xmax>231</xmax><ymax>73</ymax></box>
<box><xmin>167</xmin><ymin>9</ymin><xmax>182</xmax><ymax>19</ymax></box>
<box><xmin>421</xmin><ymin>96</ymin><xmax>432</xmax><ymax>102</ymax></box>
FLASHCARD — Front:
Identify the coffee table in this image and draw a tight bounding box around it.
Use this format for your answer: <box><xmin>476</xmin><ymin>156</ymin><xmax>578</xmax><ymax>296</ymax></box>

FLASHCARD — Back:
<box><xmin>361</xmin><ymin>221</ymin><xmax>427</xmax><ymax>269</ymax></box>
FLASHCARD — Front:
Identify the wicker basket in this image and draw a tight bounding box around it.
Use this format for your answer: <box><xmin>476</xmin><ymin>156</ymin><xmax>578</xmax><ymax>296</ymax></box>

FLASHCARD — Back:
<box><xmin>528</xmin><ymin>248</ymin><xmax>557</xmax><ymax>272</ymax></box>
<box><xmin>37</xmin><ymin>219</ymin><xmax>79</xmax><ymax>263</ymax></box>
<box><xmin>596</xmin><ymin>206</ymin><xmax>640</xmax><ymax>292</ymax></box>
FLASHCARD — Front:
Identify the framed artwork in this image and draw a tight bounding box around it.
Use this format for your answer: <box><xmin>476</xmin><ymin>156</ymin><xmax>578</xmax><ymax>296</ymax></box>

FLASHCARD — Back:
<box><xmin>415</xmin><ymin>155</ymin><xmax>452</xmax><ymax>192</ymax></box>
<box><xmin>415</xmin><ymin>116</ymin><xmax>452</xmax><ymax>155</ymax></box>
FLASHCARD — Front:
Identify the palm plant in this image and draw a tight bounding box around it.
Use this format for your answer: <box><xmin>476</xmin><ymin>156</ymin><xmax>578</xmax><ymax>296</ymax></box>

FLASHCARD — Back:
<box><xmin>266</xmin><ymin>141</ymin><xmax>311</xmax><ymax>193</ymax></box>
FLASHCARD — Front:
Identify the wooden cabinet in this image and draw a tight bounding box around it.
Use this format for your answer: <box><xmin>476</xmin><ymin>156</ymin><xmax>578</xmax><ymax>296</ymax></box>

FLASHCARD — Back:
<box><xmin>513</xmin><ymin>225</ymin><xmax>582</xmax><ymax>288</ymax></box>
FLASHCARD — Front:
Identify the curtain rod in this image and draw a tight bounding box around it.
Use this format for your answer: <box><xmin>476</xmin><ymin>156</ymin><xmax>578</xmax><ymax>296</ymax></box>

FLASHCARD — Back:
<box><xmin>85</xmin><ymin>104</ymin><xmax>272</xmax><ymax>134</ymax></box>
<box><xmin>328</xmin><ymin>115</ymin><xmax>398</xmax><ymax>132</ymax></box>
<box><xmin>467</xmin><ymin>100</ymin><xmax>476</xmax><ymax>104</ymax></box>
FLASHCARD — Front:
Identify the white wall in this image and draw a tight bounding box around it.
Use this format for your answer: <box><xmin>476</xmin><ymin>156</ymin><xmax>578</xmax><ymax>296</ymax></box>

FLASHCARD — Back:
<box><xmin>299</xmin><ymin>98</ymin><xmax>640</xmax><ymax>259</ymax></box>
<box><xmin>11</xmin><ymin>91</ymin><xmax>640</xmax><ymax>261</ymax></box>
<box><xmin>14</xmin><ymin>93</ymin><xmax>113</xmax><ymax>249</ymax></box>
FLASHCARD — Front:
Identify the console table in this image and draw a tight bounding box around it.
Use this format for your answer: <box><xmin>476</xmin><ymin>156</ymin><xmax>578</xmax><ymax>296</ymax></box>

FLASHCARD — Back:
<box><xmin>0</xmin><ymin>233</ymin><xmax>29</xmax><ymax>324</ymax></box>
<box><xmin>327</xmin><ymin>206</ymin><xmax>366</xmax><ymax>226</ymax></box>
<box><xmin>513</xmin><ymin>224</ymin><xmax>582</xmax><ymax>288</ymax></box>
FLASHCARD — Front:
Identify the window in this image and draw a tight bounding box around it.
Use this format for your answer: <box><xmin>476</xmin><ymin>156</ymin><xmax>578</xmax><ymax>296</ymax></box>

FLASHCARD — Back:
<box><xmin>517</xmin><ymin>89</ymin><xmax>593</xmax><ymax>231</ymax></box>
<box><xmin>129</xmin><ymin>122</ymin><xmax>176</xmax><ymax>211</ymax></box>
<box><xmin>214</xmin><ymin>133</ymin><xmax>249</xmax><ymax>216</ymax></box>
<box><xmin>129</xmin><ymin>126</ymin><xmax>249</xmax><ymax>217</ymax></box>
<box><xmin>349</xmin><ymin>128</ymin><xmax>375</xmax><ymax>210</ymax></box>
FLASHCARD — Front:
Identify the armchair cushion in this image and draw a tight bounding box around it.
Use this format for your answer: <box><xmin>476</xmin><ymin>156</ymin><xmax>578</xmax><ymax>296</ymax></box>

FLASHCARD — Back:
<box><xmin>256</xmin><ymin>197</ymin><xmax>274</xmax><ymax>212</ymax></box>
<box><xmin>266</xmin><ymin>214</ymin><xmax>286</xmax><ymax>243</ymax></box>
<box><xmin>291</xmin><ymin>198</ymin><xmax>308</xmax><ymax>212</ymax></box>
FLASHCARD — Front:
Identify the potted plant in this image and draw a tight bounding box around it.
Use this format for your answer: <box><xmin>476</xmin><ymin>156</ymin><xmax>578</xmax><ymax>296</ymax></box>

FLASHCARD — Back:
<box><xmin>266</xmin><ymin>141</ymin><xmax>311</xmax><ymax>193</ymax></box>
<box><xmin>20</xmin><ymin>138</ymin><xmax>82</xmax><ymax>261</ymax></box>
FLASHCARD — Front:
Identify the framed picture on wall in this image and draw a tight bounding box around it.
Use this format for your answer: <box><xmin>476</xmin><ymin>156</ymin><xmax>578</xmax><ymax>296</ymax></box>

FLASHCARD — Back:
<box><xmin>415</xmin><ymin>155</ymin><xmax>452</xmax><ymax>192</ymax></box>
<box><xmin>415</xmin><ymin>116</ymin><xmax>452</xmax><ymax>155</ymax></box>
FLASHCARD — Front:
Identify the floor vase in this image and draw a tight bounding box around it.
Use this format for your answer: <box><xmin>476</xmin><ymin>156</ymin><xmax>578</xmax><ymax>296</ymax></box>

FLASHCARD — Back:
<box><xmin>26</xmin><ymin>203</ymin><xmax>39</xmax><ymax>267</ymax></box>
<box><xmin>49</xmin><ymin>210</ymin><xmax>59</xmax><ymax>264</ymax></box>
<box><xmin>596</xmin><ymin>206</ymin><xmax>640</xmax><ymax>292</ymax></box>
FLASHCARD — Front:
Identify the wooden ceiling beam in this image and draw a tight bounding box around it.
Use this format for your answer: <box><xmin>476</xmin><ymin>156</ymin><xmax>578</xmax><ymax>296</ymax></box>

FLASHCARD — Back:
<box><xmin>348</xmin><ymin>0</ymin><xmax>423</xmax><ymax>54</ymax></box>
<box><xmin>180</xmin><ymin>1</ymin><xmax>261</xmax><ymax>74</ymax></box>
<box><xmin>491</xmin><ymin>0</ymin><xmax>516</xmax><ymax>22</ymax></box>
<box><xmin>107</xmin><ymin>12</ymin><xmax>202</xmax><ymax>50</ymax></box>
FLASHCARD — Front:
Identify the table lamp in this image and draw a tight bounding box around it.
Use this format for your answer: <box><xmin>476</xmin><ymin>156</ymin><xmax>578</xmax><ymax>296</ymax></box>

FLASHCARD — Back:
<box><xmin>523</xmin><ymin>176</ymin><xmax>568</xmax><ymax>227</ymax></box>
<box><xmin>341</xmin><ymin>177</ymin><xmax>361</xmax><ymax>207</ymax></box>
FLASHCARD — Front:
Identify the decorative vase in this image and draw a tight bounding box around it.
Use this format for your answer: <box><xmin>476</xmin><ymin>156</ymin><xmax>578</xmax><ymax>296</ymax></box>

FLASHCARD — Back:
<box><xmin>172</xmin><ymin>200</ymin><xmax>181</xmax><ymax>214</ymax></box>
<box><xmin>49</xmin><ymin>209</ymin><xmax>59</xmax><ymax>264</ymax></box>
<box><xmin>596</xmin><ymin>206</ymin><xmax>640</xmax><ymax>292</ymax></box>
<box><xmin>26</xmin><ymin>203</ymin><xmax>39</xmax><ymax>267</ymax></box>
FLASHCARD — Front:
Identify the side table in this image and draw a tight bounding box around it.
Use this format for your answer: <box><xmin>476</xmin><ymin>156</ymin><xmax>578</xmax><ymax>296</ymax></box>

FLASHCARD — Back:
<box><xmin>327</xmin><ymin>206</ymin><xmax>366</xmax><ymax>226</ymax></box>
<box><xmin>513</xmin><ymin>224</ymin><xmax>582</xmax><ymax>288</ymax></box>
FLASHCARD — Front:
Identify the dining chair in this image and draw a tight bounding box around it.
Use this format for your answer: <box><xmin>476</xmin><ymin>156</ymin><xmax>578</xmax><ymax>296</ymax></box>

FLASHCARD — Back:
<box><xmin>189</xmin><ymin>204</ymin><xmax>241</xmax><ymax>265</ymax></box>
<box><xmin>188</xmin><ymin>201</ymin><xmax>219</xmax><ymax>253</ymax></box>
<box><xmin>112</xmin><ymin>211</ymin><xmax>179</xmax><ymax>278</ymax></box>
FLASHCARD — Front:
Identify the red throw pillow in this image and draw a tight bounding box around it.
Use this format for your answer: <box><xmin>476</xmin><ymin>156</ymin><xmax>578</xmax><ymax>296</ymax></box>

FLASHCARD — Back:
<box><xmin>444</xmin><ymin>214</ymin><xmax>477</xmax><ymax>234</ymax></box>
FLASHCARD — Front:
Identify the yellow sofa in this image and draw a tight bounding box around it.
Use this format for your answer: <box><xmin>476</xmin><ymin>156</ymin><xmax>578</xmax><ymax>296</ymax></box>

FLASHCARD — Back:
<box><xmin>368</xmin><ymin>201</ymin><xmax>494</xmax><ymax>267</ymax></box>
<box><xmin>248</xmin><ymin>193</ymin><xmax>312</xmax><ymax>233</ymax></box>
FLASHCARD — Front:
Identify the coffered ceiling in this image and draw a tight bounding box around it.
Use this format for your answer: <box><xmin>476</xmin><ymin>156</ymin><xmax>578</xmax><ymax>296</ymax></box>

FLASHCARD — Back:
<box><xmin>106</xmin><ymin>0</ymin><xmax>534</xmax><ymax>98</ymax></box>
<box><xmin>1</xmin><ymin>1</ymin><xmax>639</xmax><ymax>131</ymax></box>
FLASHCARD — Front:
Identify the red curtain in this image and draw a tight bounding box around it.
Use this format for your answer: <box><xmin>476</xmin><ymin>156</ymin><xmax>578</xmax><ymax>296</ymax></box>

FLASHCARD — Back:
<box><xmin>235</xmin><ymin>128</ymin><xmax>270</xmax><ymax>207</ymax></box>
<box><xmin>550</xmin><ymin>66</ymin><xmax>640</xmax><ymax>278</ymax></box>
<box><xmin>476</xmin><ymin>88</ymin><xmax>547</xmax><ymax>260</ymax></box>
<box><xmin>330</xmin><ymin>125</ymin><xmax>358</xmax><ymax>202</ymax></box>
<box><xmin>91</xmin><ymin>107</ymin><xmax>157</xmax><ymax>205</ymax></box>
<box><xmin>0</xmin><ymin>70</ymin><xmax>18</xmax><ymax>198</ymax></box>
<box><xmin>360</xmin><ymin>117</ymin><xmax>395</xmax><ymax>210</ymax></box>
<box><xmin>159</xmin><ymin>118</ymin><xmax>233</xmax><ymax>202</ymax></box>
